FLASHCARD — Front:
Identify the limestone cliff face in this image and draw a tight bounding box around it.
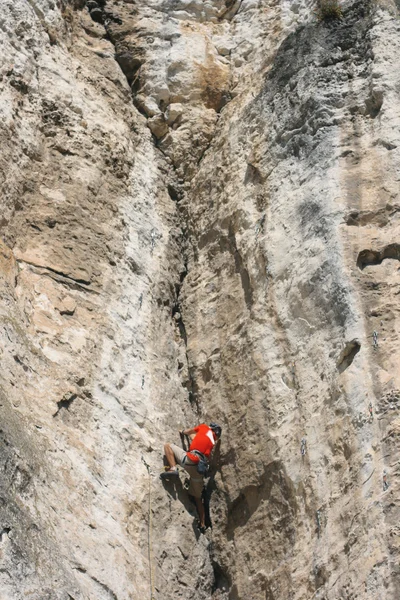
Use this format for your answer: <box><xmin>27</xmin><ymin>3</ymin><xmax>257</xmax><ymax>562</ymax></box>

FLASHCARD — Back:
<box><xmin>0</xmin><ymin>0</ymin><xmax>399</xmax><ymax>598</ymax></box>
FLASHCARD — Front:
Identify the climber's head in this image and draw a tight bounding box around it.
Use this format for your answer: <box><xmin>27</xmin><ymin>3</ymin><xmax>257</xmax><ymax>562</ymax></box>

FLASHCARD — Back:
<box><xmin>210</xmin><ymin>422</ymin><xmax>222</xmax><ymax>439</ymax></box>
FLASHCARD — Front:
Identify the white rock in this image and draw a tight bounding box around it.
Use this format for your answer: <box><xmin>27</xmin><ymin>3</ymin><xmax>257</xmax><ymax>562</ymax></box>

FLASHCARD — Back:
<box><xmin>1</xmin><ymin>1</ymin><xmax>400</xmax><ymax>599</ymax></box>
<box><xmin>165</xmin><ymin>103</ymin><xmax>183</xmax><ymax>125</ymax></box>
<box><xmin>147</xmin><ymin>113</ymin><xmax>169</xmax><ymax>138</ymax></box>
<box><xmin>136</xmin><ymin>94</ymin><xmax>161</xmax><ymax>117</ymax></box>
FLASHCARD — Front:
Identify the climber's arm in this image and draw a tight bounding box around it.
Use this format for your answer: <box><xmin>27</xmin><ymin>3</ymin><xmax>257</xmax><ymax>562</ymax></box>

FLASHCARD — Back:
<box><xmin>180</xmin><ymin>427</ymin><xmax>198</xmax><ymax>436</ymax></box>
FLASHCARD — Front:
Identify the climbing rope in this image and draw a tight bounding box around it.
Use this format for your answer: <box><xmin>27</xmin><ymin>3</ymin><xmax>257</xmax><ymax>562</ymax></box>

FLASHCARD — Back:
<box><xmin>142</xmin><ymin>456</ymin><xmax>156</xmax><ymax>600</ymax></box>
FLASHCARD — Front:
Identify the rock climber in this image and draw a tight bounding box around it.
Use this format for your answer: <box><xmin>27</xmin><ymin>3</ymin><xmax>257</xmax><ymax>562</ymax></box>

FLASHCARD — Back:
<box><xmin>161</xmin><ymin>422</ymin><xmax>222</xmax><ymax>532</ymax></box>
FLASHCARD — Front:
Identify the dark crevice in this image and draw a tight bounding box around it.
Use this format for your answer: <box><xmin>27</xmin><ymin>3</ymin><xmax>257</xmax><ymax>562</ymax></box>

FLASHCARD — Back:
<box><xmin>89</xmin><ymin>575</ymin><xmax>118</xmax><ymax>600</ymax></box>
<box><xmin>244</xmin><ymin>163</ymin><xmax>263</xmax><ymax>185</ymax></box>
<box><xmin>16</xmin><ymin>258</ymin><xmax>91</xmax><ymax>286</ymax></box>
<box><xmin>114</xmin><ymin>51</ymin><xmax>143</xmax><ymax>87</ymax></box>
<box><xmin>74</xmin><ymin>566</ymin><xmax>86</xmax><ymax>573</ymax></box>
<box><xmin>13</xmin><ymin>355</ymin><xmax>29</xmax><ymax>372</ymax></box>
<box><xmin>73</xmin><ymin>565</ymin><xmax>118</xmax><ymax>600</ymax></box>
<box><xmin>186</xmin><ymin>366</ymin><xmax>200</xmax><ymax>413</ymax></box>
<box><xmin>168</xmin><ymin>210</ymin><xmax>198</xmax><ymax>413</ymax></box>
<box><xmin>172</xmin><ymin>261</ymin><xmax>200</xmax><ymax>413</ymax></box>
<box><xmin>167</xmin><ymin>184</ymin><xmax>182</xmax><ymax>202</ymax></box>
<box><xmin>357</xmin><ymin>244</ymin><xmax>400</xmax><ymax>270</ymax></box>
<box><xmin>205</xmin><ymin>444</ymin><xmax>227</xmax><ymax>591</ymax></box>
<box><xmin>51</xmin><ymin>145</ymin><xmax>78</xmax><ymax>156</ymax></box>
<box><xmin>376</xmin><ymin>139</ymin><xmax>397</xmax><ymax>151</ymax></box>
<box><xmin>53</xmin><ymin>394</ymin><xmax>77</xmax><ymax>417</ymax></box>
<box><xmin>345</xmin><ymin>205</ymin><xmax>400</xmax><ymax>227</ymax></box>
<box><xmin>202</xmin><ymin>441</ymin><xmax>222</xmax><ymax>531</ymax></box>
<box><xmin>87</xmin><ymin>4</ymin><xmax>202</xmax><ymax>414</ymax></box>
<box><xmin>172</xmin><ymin>303</ymin><xmax>187</xmax><ymax>345</ymax></box>
<box><xmin>365</xmin><ymin>90</ymin><xmax>383</xmax><ymax>118</ymax></box>
<box><xmin>89</xmin><ymin>4</ymin><xmax>144</xmax><ymax>89</ymax></box>
<box><xmin>126</xmin><ymin>256</ymin><xmax>141</xmax><ymax>274</ymax></box>
<box><xmin>0</xmin><ymin>527</ymin><xmax>11</xmax><ymax>542</ymax></box>
<box><xmin>218</xmin><ymin>0</ymin><xmax>243</xmax><ymax>22</ymax></box>
<box><xmin>336</xmin><ymin>339</ymin><xmax>361</xmax><ymax>373</ymax></box>
<box><xmin>212</xmin><ymin>561</ymin><xmax>231</xmax><ymax>594</ymax></box>
<box><xmin>196</xmin><ymin>136</ymin><xmax>215</xmax><ymax>166</ymax></box>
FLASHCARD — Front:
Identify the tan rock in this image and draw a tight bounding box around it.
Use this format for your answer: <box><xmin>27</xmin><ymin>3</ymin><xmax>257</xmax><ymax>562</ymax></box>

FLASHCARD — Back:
<box><xmin>147</xmin><ymin>114</ymin><xmax>169</xmax><ymax>138</ymax></box>
<box><xmin>165</xmin><ymin>103</ymin><xmax>183</xmax><ymax>125</ymax></box>
<box><xmin>0</xmin><ymin>0</ymin><xmax>399</xmax><ymax>599</ymax></box>
<box><xmin>58</xmin><ymin>296</ymin><xmax>76</xmax><ymax>315</ymax></box>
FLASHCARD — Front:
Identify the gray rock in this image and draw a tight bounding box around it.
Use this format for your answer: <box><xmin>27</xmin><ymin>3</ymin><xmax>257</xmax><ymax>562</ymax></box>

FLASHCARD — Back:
<box><xmin>0</xmin><ymin>0</ymin><xmax>399</xmax><ymax>599</ymax></box>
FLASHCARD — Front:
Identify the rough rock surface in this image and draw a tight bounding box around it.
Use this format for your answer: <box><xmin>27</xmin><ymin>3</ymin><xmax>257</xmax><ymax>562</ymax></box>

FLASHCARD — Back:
<box><xmin>0</xmin><ymin>0</ymin><xmax>399</xmax><ymax>599</ymax></box>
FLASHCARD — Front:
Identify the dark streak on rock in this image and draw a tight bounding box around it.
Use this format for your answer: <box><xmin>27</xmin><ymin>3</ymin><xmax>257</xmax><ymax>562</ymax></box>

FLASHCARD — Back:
<box><xmin>53</xmin><ymin>394</ymin><xmax>77</xmax><ymax>417</ymax></box>
<box><xmin>228</xmin><ymin>224</ymin><xmax>253</xmax><ymax>309</ymax></box>
<box><xmin>74</xmin><ymin>565</ymin><xmax>119</xmax><ymax>600</ymax></box>
<box><xmin>13</xmin><ymin>355</ymin><xmax>29</xmax><ymax>372</ymax></box>
<box><xmin>16</xmin><ymin>258</ymin><xmax>91</xmax><ymax>286</ymax></box>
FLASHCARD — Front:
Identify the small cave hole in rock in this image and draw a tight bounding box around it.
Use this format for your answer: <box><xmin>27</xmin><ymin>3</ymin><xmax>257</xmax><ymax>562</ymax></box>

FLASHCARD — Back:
<box><xmin>212</xmin><ymin>562</ymin><xmax>230</xmax><ymax>594</ymax></box>
<box><xmin>337</xmin><ymin>340</ymin><xmax>361</xmax><ymax>373</ymax></box>
<box><xmin>167</xmin><ymin>184</ymin><xmax>180</xmax><ymax>202</ymax></box>
<box><xmin>365</xmin><ymin>91</ymin><xmax>383</xmax><ymax>119</ymax></box>
<box><xmin>13</xmin><ymin>355</ymin><xmax>29</xmax><ymax>372</ymax></box>
<box><xmin>357</xmin><ymin>244</ymin><xmax>400</xmax><ymax>270</ymax></box>
<box><xmin>0</xmin><ymin>527</ymin><xmax>11</xmax><ymax>542</ymax></box>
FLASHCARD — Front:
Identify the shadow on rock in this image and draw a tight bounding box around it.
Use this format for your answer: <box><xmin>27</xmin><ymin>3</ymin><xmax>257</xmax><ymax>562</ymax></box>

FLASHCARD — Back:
<box><xmin>160</xmin><ymin>475</ymin><xmax>197</xmax><ymax>520</ymax></box>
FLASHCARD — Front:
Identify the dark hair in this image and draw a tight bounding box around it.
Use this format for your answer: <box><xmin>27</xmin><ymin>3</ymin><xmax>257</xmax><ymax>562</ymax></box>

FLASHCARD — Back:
<box><xmin>210</xmin><ymin>422</ymin><xmax>222</xmax><ymax>438</ymax></box>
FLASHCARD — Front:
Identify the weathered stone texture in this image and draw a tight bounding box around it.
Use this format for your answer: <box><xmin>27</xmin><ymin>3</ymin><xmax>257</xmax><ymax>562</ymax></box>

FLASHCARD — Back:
<box><xmin>0</xmin><ymin>0</ymin><xmax>399</xmax><ymax>599</ymax></box>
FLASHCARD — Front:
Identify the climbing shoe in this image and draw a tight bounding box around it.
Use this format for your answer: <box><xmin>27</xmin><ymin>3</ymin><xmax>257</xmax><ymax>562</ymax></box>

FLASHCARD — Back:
<box><xmin>196</xmin><ymin>520</ymin><xmax>208</xmax><ymax>534</ymax></box>
<box><xmin>160</xmin><ymin>469</ymin><xmax>179</xmax><ymax>480</ymax></box>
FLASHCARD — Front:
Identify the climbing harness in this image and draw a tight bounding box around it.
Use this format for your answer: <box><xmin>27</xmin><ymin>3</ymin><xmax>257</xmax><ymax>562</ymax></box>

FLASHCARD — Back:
<box><xmin>141</xmin><ymin>456</ymin><xmax>156</xmax><ymax>600</ymax></box>
<box><xmin>187</xmin><ymin>450</ymin><xmax>209</xmax><ymax>475</ymax></box>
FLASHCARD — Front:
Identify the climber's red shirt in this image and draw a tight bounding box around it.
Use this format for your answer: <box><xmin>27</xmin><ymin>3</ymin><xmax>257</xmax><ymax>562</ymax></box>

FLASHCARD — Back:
<box><xmin>187</xmin><ymin>424</ymin><xmax>215</xmax><ymax>463</ymax></box>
